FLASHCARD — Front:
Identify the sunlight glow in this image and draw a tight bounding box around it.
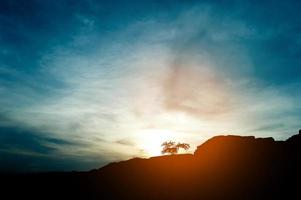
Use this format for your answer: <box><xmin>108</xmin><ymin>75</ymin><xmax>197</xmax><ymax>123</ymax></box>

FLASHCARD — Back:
<box><xmin>137</xmin><ymin>129</ymin><xmax>178</xmax><ymax>157</ymax></box>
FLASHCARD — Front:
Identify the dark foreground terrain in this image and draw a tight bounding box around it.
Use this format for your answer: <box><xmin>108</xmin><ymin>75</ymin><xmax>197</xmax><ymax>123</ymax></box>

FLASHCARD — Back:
<box><xmin>1</xmin><ymin>130</ymin><xmax>301</xmax><ymax>200</ymax></box>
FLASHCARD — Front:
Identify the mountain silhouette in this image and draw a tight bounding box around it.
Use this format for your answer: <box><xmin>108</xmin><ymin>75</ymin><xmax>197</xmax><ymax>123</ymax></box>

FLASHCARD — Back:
<box><xmin>1</xmin><ymin>130</ymin><xmax>300</xmax><ymax>200</ymax></box>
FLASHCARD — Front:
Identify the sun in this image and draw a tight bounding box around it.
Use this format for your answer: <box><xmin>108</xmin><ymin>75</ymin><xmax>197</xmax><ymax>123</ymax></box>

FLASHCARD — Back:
<box><xmin>136</xmin><ymin>129</ymin><xmax>177</xmax><ymax>157</ymax></box>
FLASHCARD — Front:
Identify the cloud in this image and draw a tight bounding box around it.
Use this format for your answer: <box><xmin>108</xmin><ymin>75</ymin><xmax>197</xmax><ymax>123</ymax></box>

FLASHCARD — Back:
<box><xmin>0</xmin><ymin>125</ymin><xmax>90</xmax><ymax>172</ymax></box>
<box><xmin>163</xmin><ymin>59</ymin><xmax>233</xmax><ymax>119</ymax></box>
<box><xmin>115</xmin><ymin>139</ymin><xmax>135</xmax><ymax>146</ymax></box>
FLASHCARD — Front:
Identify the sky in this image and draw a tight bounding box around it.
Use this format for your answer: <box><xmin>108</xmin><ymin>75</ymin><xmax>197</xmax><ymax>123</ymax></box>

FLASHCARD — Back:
<box><xmin>0</xmin><ymin>0</ymin><xmax>301</xmax><ymax>172</ymax></box>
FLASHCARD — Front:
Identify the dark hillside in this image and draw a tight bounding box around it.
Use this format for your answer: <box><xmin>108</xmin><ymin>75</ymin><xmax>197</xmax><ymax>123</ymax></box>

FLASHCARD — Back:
<box><xmin>1</xmin><ymin>130</ymin><xmax>300</xmax><ymax>200</ymax></box>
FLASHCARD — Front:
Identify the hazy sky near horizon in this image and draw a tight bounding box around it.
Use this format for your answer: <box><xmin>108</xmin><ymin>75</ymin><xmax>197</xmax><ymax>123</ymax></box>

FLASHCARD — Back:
<box><xmin>1</xmin><ymin>0</ymin><xmax>301</xmax><ymax>172</ymax></box>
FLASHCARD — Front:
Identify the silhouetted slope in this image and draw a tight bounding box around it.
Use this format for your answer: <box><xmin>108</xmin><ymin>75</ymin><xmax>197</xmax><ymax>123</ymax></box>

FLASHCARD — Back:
<box><xmin>1</xmin><ymin>130</ymin><xmax>301</xmax><ymax>200</ymax></box>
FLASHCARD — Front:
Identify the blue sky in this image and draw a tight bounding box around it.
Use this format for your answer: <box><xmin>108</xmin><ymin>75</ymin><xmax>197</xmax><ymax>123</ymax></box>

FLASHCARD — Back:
<box><xmin>0</xmin><ymin>0</ymin><xmax>301</xmax><ymax>172</ymax></box>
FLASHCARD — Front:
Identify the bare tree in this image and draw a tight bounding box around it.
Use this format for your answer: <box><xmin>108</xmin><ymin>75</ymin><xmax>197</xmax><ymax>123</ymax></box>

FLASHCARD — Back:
<box><xmin>161</xmin><ymin>141</ymin><xmax>190</xmax><ymax>155</ymax></box>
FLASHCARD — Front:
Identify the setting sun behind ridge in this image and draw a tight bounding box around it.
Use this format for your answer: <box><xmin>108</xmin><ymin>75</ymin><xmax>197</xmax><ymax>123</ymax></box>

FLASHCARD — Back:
<box><xmin>137</xmin><ymin>129</ymin><xmax>177</xmax><ymax>157</ymax></box>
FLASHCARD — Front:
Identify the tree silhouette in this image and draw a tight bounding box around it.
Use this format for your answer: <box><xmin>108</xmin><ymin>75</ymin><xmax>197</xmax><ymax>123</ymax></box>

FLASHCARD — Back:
<box><xmin>176</xmin><ymin>143</ymin><xmax>190</xmax><ymax>151</ymax></box>
<box><xmin>161</xmin><ymin>141</ymin><xmax>190</xmax><ymax>155</ymax></box>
